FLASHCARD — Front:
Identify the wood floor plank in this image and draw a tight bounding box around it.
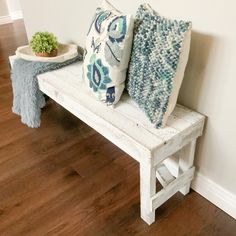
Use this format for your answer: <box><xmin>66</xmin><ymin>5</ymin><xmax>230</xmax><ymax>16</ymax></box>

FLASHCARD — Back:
<box><xmin>1</xmin><ymin>162</ymin><xmax>126</xmax><ymax>235</ymax></box>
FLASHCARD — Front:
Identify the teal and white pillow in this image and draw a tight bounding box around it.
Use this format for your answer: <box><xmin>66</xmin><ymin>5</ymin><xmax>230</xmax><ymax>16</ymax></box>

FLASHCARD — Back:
<box><xmin>126</xmin><ymin>4</ymin><xmax>192</xmax><ymax>128</ymax></box>
<box><xmin>83</xmin><ymin>0</ymin><xmax>134</xmax><ymax>105</ymax></box>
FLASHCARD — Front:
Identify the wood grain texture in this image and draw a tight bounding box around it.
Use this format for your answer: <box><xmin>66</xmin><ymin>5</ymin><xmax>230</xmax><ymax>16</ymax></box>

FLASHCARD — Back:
<box><xmin>1</xmin><ymin>20</ymin><xmax>236</xmax><ymax>235</ymax></box>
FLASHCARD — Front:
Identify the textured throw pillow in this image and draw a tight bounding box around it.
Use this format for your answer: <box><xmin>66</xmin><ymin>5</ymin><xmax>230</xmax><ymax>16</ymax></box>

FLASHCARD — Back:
<box><xmin>126</xmin><ymin>4</ymin><xmax>192</xmax><ymax>128</ymax></box>
<box><xmin>83</xmin><ymin>0</ymin><xmax>134</xmax><ymax>105</ymax></box>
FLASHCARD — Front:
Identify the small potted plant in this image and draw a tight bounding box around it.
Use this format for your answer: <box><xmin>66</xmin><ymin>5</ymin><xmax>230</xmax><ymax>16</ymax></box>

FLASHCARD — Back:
<box><xmin>30</xmin><ymin>32</ymin><xmax>59</xmax><ymax>57</ymax></box>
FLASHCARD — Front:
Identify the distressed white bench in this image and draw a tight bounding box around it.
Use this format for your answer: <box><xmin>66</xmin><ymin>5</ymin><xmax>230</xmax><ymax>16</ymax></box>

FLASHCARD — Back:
<box><xmin>11</xmin><ymin>58</ymin><xmax>205</xmax><ymax>225</ymax></box>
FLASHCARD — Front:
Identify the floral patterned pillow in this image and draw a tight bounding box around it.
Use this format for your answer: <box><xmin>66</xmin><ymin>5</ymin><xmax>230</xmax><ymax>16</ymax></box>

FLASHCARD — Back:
<box><xmin>83</xmin><ymin>0</ymin><xmax>134</xmax><ymax>105</ymax></box>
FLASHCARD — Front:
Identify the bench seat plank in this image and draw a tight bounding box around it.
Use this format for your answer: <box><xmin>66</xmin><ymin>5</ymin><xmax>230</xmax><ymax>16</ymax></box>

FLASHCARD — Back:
<box><xmin>38</xmin><ymin>61</ymin><xmax>204</xmax><ymax>164</ymax></box>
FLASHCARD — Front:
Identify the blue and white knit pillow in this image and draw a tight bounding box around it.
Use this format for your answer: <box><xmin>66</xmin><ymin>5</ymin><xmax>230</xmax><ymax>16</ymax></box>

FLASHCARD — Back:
<box><xmin>126</xmin><ymin>4</ymin><xmax>192</xmax><ymax>128</ymax></box>
<box><xmin>83</xmin><ymin>0</ymin><xmax>134</xmax><ymax>105</ymax></box>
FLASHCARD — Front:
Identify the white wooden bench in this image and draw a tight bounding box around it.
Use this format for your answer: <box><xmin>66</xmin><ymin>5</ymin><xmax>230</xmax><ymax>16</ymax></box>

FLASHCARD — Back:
<box><xmin>12</xmin><ymin>58</ymin><xmax>205</xmax><ymax>225</ymax></box>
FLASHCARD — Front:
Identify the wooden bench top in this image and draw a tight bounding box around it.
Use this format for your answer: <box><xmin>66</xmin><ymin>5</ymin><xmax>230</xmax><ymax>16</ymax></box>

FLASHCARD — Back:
<box><xmin>37</xmin><ymin>61</ymin><xmax>205</xmax><ymax>164</ymax></box>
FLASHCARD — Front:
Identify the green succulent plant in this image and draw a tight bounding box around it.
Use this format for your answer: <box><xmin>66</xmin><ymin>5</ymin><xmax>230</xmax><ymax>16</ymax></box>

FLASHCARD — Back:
<box><xmin>30</xmin><ymin>32</ymin><xmax>58</xmax><ymax>54</ymax></box>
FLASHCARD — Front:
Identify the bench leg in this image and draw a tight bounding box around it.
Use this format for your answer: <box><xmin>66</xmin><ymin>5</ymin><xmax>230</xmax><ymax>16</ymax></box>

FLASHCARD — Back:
<box><xmin>178</xmin><ymin>140</ymin><xmax>196</xmax><ymax>195</ymax></box>
<box><xmin>140</xmin><ymin>163</ymin><xmax>156</xmax><ymax>225</ymax></box>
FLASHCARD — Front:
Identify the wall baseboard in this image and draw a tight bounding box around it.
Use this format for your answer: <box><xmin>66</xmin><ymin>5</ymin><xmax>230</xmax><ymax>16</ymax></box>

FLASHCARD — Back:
<box><xmin>10</xmin><ymin>10</ymin><xmax>23</xmax><ymax>20</ymax></box>
<box><xmin>191</xmin><ymin>172</ymin><xmax>236</xmax><ymax>219</ymax></box>
<box><xmin>164</xmin><ymin>157</ymin><xmax>236</xmax><ymax>220</ymax></box>
<box><xmin>0</xmin><ymin>11</ymin><xmax>23</xmax><ymax>26</ymax></box>
<box><xmin>0</xmin><ymin>15</ymin><xmax>12</xmax><ymax>25</ymax></box>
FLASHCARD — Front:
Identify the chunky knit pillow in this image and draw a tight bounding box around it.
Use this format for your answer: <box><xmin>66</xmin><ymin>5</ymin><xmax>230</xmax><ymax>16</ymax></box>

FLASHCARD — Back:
<box><xmin>126</xmin><ymin>4</ymin><xmax>192</xmax><ymax>128</ymax></box>
<box><xmin>83</xmin><ymin>0</ymin><xmax>134</xmax><ymax>105</ymax></box>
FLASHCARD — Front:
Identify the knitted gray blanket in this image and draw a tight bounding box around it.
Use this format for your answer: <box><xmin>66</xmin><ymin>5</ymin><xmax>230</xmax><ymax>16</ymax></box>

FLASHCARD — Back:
<box><xmin>11</xmin><ymin>54</ymin><xmax>82</xmax><ymax>128</ymax></box>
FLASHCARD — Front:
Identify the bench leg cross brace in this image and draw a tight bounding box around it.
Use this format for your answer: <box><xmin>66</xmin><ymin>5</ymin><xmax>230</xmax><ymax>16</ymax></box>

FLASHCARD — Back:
<box><xmin>140</xmin><ymin>140</ymin><xmax>196</xmax><ymax>225</ymax></box>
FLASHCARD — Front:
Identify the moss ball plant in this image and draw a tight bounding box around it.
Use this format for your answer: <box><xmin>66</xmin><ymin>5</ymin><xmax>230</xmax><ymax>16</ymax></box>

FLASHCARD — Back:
<box><xmin>30</xmin><ymin>32</ymin><xmax>59</xmax><ymax>57</ymax></box>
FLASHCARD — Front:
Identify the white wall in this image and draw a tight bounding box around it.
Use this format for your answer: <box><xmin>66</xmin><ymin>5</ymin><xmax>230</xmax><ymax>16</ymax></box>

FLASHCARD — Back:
<box><xmin>20</xmin><ymin>0</ymin><xmax>236</xmax><ymax>217</ymax></box>
<box><xmin>0</xmin><ymin>0</ymin><xmax>11</xmax><ymax>25</ymax></box>
<box><xmin>0</xmin><ymin>0</ymin><xmax>22</xmax><ymax>24</ymax></box>
<box><xmin>20</xmin><ymin>0</ymin><xmax>101</xmax><ymax>45</ymax></box>
<box><xmin>7</xmin><ymin>0</ymin><xmax>22</xmax><ymax>20</ymax></box>
<box><xmin>0</xmin><ymin>0</ymin><xmax>9</xmax><ymax>16</ymax></box>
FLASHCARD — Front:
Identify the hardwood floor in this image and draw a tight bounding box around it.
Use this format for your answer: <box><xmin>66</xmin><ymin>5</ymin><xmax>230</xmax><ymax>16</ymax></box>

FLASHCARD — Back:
<box><xmin>0</xmin><ymin>20</ymin><xmax>236</xmax><ymax>236</ymax></box>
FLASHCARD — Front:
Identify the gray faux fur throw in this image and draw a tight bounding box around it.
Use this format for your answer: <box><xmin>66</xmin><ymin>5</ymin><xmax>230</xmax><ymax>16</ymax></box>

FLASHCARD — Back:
<box><xmin>11</xmin><ymin>54</ymin><xmax>82</xmax><ymax>128</ymax></box>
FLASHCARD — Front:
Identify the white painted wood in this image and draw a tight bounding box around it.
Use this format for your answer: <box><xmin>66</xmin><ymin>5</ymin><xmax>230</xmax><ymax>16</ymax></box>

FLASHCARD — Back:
<box><xmin>16</xmin><ymin>44</ymin><xmax>78</xmax><ymax>62</ymax></box>
<box><xmin>37</xmin><ymin>62</ymin><xmax>204</xmax><ymax>162</ymax></box>
<box><xmin>163</xmin><ymin>156</ymin><xmax>179</xmax><ymax>178</ymax></box>
<box><xmin>163</xmin><ymin>141</ymin><xmax>197</xmax><ymax>195</ymax></box>
<box><xmin>177</xmin><ymin>140</ymin><xmax>197</xmax><ymax>195</ymax></box>
<box><xmin>153</xmin><ymin>120</ymin><xmax>204</xmax><ymax>166</ymax></box>
<box><xmin>140</xmin><ymin>163</ymin><xmax>156</xmax><ymax>225</ymax></box>
<box><xmin>9</xmin><ymin>57</ymin><xmax>205</xmax><ymax>225</ymax></box>
<box><xmin>156</xmin><ymin>164</ymin><xmax>175</xmax><ymax>188</ymax></box>
<box><xmin>9</xmin><ymin>55</ymin><xmax>17</xmax><ymax>67</ymax></box>
<box><xmin>38</xmin><ymin>72</ymin><xmax>157</xmax><ymax>164</ymax></box>
<box><xmin>152</xmin><ymin>167</ymin><xmax>195</xmax><ymax>210</ymax></box>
